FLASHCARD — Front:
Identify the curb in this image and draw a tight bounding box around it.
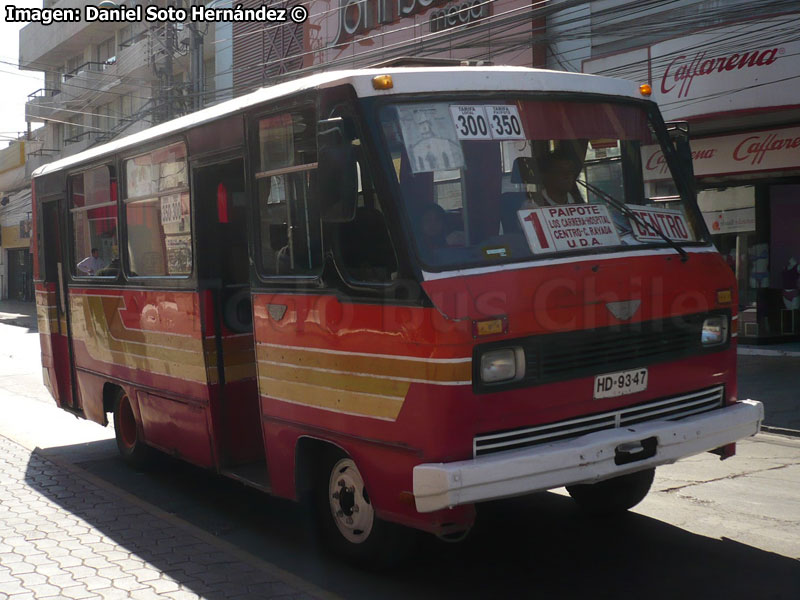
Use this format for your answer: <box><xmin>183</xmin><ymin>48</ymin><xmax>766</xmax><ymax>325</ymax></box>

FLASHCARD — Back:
<box><xmin>737</xmin><ymin>346</ymin><xmax>800</xmax><ymax>357</ymax></box>
<box><xmin>760</xmin><ymin>425</ymin><xmax>800</xmax><ymax>439</ymax></box>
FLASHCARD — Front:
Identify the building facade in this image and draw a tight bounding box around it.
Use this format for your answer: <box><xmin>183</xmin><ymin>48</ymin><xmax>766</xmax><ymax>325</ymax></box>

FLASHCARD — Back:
<box><xmin>0</xmin><ymin>139</ymin><xmax>38</xmax><ymax>301</ymax></box>
<box><xmin>571</xmin><ymin>0</ymin><xmax>800</xmax><ymax>341</ymax></box>
<box><xmin>230</xmin><ymin>0</ymin><xmax>548</xmax><ymax>95</ymax></box>
<box><xmin>7</xmin><ymin>0</ymin><xmax>224</xmax><ymax>300</ymax></box>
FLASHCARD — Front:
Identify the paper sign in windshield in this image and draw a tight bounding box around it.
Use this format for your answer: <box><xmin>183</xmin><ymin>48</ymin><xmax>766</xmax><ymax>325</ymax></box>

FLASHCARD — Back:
<box><xmin>397</xmin><ymin>104</ymin><xmax>465</xmax><ymax>173</ymax></box>
<box><xmin>518</xmin><ymin>205</ymin><xmax>621</xmax><ymax>254</ymax></box>
<box><xmin>626</xmin><ymin>206</ymin><xmax>694</xmax><ymax>242</ymax></box>
<box><xmin>160</xmin><ymin>194</ymin><xmax>183</xmax><ymax>225</ymax></box>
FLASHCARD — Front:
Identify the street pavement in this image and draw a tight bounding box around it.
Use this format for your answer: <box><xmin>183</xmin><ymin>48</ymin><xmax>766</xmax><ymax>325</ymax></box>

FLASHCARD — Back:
<box><xmin>0</xmin><ymin>299</ymin><xmax>799</xmax><ymax>599</ymax></box>
<box><xmin>0</xmin><ymin>301</ymin><xmax>331</xmax><ymax>600</ymax></box>
<box><xmin>0</xmin><ymin>435</ymin><xmax>322</xmax><ymax>600</ymax></box>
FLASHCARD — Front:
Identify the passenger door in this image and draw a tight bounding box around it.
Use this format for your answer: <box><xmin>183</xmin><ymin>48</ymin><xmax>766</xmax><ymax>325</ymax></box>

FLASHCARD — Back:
<box><xmin>193</xmin><ymin>157</ymin><xmax>264</xmax><ymax>468</ymax></box>
<box><xmin>38</xmin><ymin>198</ymin><xmax>80</xmax><ymax>411</ymax></box>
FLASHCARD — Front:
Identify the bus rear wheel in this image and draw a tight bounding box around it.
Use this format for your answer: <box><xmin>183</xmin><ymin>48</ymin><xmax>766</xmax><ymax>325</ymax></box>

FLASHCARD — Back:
<box><xmin>113</xmin><ymin>389</ymin><xmax>151</xmax><ymax>469</ymax></box>
<box><xmin>314</xmin><ymin>450</ymin><xmax>413</xmax><ymax>568</ymax></box>
<box><xmin>566</xmin><ymin>468</ymin><xmax>655</xmax><ymax>515</ymax></box>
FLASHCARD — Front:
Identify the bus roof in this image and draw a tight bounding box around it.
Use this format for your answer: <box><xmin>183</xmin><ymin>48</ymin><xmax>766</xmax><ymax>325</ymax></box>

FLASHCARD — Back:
<box><xmin>32</xmin><ymin>66</ymin><xmax>645</xmax><ymax>178</ymax></box>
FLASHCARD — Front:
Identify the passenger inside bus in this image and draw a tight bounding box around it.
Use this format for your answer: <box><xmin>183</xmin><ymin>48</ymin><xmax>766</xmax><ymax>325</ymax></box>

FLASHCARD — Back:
<box><xmin>76</xmin><ymin>248</ymin><xmax>105</xmax><ymax>276</ymax></box>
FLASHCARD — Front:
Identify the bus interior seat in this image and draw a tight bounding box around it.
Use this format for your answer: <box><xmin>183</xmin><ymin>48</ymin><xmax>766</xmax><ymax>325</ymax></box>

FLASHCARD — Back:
<box><xmin>500</xmin><ymin>156</ymin><xmax>538</xmax><ymax>234</ymax></box>
<box><xmin>500</xmin><ymin>192</ymin><xmax>527</xmax><ymax>234</ymax></box>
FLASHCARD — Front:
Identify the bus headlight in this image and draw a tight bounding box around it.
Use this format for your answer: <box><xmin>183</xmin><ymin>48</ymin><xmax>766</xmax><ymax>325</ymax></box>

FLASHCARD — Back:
<box><xmin>701</xmin><ymin>316</ymin><xmax>729</xmax><ymax>346</ymax></box>
<box><xmin>480</xmin><ymin>348</ymin><xmax>525</xmax><ymax>384</ymax></box>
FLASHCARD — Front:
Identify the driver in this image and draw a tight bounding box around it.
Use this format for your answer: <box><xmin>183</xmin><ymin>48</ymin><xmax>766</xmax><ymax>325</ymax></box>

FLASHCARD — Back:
<box><xmin>531</xmin><ymin>151</ymin><xmax>583</xmax><ymax>207</ymax></box>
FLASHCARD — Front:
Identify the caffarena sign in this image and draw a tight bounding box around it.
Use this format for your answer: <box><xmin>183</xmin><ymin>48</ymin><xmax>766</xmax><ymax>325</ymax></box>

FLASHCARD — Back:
<box><xmin>582</xmin><ymin>16</ymin><xmax>799</xmax><ymax>120</ymax></box>
<box><xmin>331</xmin><ymin>0</ymin><xmax>490</xmax><ymax>45</ymax></box>
<box><xmin>641</xmin><ymin>125</ymin><xmax>800</xmax><ymax>181</ymax></box>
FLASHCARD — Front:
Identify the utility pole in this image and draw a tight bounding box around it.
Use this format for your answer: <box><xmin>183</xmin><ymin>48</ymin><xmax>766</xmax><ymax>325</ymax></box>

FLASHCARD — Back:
<box><xmin>189</xmin><ymin>0</ymin><xmax>205</xmax><ymax>111</ymax></box>
<box><xmin>164</xmin><ymin>21</ymin><xmax>175</xmax><ymax>121</ymax></box>
<box><xmin>150</xmin><ymin>20</ymin><xmax>176</xmax><ymax>124</ymax></box>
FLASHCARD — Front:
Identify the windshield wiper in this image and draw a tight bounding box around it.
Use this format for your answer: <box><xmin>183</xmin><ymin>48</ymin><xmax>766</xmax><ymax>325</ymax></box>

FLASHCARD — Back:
<box><xmin>574</xmin><ymin>179</ymin><xmax>689</xmax><ymax>263</ymax></box>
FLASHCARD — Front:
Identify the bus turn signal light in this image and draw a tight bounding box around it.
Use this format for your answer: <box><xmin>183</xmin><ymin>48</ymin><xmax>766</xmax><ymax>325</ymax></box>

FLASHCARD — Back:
<box><xmin>473</xmin><ymin>317</ymin><xmax>508</xmax><ymax>337</ymax></box>
<box><xmin>639</xmin><ymin>83</ymin><xmax>652</xmax><ymax>96</ymax></box>
<box><xmin>717</xmin><ymin>289</ymin><xmax>733</xmax><ymax>305</ymax></box>
<box><xmin>372</xmin><ymin>75</ymin><xmax>394</xmax><ymax>90</ymax></box>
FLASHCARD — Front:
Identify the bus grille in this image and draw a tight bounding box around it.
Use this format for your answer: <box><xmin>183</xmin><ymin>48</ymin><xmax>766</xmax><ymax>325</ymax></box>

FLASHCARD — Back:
<box><xmin>474</xmin><ymin>311</ymin><xmax>729</xmax><ymax>393</ymax></box>
<box><xmin>473</xmin><ymin>386</ymin><xmax>725</xmax><ymax>457</ymax></box>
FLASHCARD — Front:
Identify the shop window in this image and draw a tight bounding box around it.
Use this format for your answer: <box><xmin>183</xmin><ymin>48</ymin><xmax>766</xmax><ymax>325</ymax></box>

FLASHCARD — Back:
<box><xmin>124</xmin><ymin>142</ymin><xmax>192</xmax><ymax>277</ymax></box>
<box><xmin>698</xmin><ymin>186</ymin><xmax>758</xmax><ymax>310</ymax></box>
<box><xmin>256</xmin><ymin>109</ymin><xmax>321</xmax><ymax>276</ymax></box>
<box><xmin>69</xmin><ymin>166</ymin><xmax>119</xmax><ymax>278</ymax></box>
<box><xmin>770</xmin><ymin>185</ymin><xmax>800</xmax><ymax>331</ymax></box>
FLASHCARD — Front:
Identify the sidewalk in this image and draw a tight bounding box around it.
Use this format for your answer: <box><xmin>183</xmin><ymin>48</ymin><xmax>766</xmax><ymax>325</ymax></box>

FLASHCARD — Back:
<box><xmin>0</xmin><ymin>300</ymin><xmax>37</xmax><ymax>332</ymax></box>
<box><xmin>0</xmin><ymin>431</ymin><xmax>328</xmax><ymax>600</ymax></box>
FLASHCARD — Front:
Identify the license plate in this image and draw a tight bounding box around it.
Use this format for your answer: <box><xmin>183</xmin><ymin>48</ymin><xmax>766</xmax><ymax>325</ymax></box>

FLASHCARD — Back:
<box><xmin>594</xmin><ymin>368</ymin><xmax>648</xmax><ymax>399</ymax></box>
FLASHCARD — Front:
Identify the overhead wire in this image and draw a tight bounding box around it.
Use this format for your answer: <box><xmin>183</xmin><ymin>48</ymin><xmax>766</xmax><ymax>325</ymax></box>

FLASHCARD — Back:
<box><xmin>9</xmin><ymin>0</ymin><xmax>799</xmax><ymax>139</ymax></box>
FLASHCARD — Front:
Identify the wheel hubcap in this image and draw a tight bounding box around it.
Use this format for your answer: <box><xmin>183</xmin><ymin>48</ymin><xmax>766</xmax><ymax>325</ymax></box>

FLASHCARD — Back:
<box><xmin>329</xmin><ymin>458</ymin><xmax>374</xmax><ymax>543</ymax></box>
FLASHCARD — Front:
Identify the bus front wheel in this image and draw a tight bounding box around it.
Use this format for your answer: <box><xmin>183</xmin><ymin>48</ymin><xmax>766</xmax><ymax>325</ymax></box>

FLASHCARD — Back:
<box><xmin>113</xmin><ymin>390</ymin><xmax>151</xmax><ymax>469</ymax></box>
<box><xmin>314</xmin><ymin>450</ymin><xmax>413</xmax><ymax>568</ymax></box>
<box><xmin>566</xmin><ymin>468</ymin><xmax>655</xmax><ymax>515</ymax></box>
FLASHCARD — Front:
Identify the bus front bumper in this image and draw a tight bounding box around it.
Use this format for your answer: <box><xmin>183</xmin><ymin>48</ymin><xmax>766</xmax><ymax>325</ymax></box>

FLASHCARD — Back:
<box><xmin>413</xmin><ymin>399</ymin><xmax>763</xmax><ymax>513</ymax></box>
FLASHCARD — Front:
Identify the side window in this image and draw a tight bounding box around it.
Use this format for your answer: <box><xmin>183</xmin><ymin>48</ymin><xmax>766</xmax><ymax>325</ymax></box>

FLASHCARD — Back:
<box><xmin>337</xmin><ymin>155</ymin><xmax>398</xmax><ymax>283</ymax></box>
<box><xmin>123</xmin><ymin>142</ymin><xmax>191</xmax><ymax>277</ymax></box>
<box><xmin>256</xmin><ymin>109</ymin><xmax>320</xmax><ymax>276</ymax></box>
<box><xmin>70</xmin><ymin>166</ymin><xmax>119</xmax><ymax>278</ymax></box>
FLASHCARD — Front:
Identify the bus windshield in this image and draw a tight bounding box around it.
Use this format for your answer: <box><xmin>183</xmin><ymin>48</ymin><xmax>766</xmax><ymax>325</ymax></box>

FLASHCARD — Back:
<box><xmin>377</xmin><ymin>98</ymin><xmax>706</xmax><ymax>270</ymax></box>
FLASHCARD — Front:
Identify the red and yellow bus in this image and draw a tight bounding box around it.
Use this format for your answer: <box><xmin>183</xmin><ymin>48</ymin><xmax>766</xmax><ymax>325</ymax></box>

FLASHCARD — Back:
<box><xmin>32</xmin><ymin>67</ymin><xmax>763</xmax><ymax>564</ymax></box>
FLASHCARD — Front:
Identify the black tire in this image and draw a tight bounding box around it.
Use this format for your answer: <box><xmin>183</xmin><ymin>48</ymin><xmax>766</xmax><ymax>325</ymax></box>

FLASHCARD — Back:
<box><xmin>566</xmin><ymin>468</ymin><xmax>655</xmax><ymax>515</ymax></box>
<box><xmin>112</xmin><ymin>389</ymin><xmax>152</xmax><ymax>469</ymax></box>
<box><xmin>313</xmin><ymin>449</ymin><xmax>414</xmax><ymax>569</ymax></box>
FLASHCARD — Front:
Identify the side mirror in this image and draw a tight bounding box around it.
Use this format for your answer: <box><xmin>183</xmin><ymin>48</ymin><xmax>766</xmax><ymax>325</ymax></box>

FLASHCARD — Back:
<box><xmin>665</xmin><ymin>121</ymin><xmax>695</xmax><ymax>181</ymax></box>
<box><xmin>318</xmin><ymin>117</ymin><xmax>358</xmax><ymax>223</ymax></box>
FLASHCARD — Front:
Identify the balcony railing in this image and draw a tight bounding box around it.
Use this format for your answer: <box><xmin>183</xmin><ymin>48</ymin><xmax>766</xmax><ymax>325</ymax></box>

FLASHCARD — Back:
<box><xmin>63</xmin><ymin>59</ymin><xmax>116</xmax><ymax>81</ymax></box>
<box><xmin>27</xmin><ymin>88</ymin><xmax>61</xmax><ymax>99</ymax></box>
<box><xmin>119</xmin><ymin>30</ymin><xmax>148</xmax><ymax>49</ymax></box>
<box><xmin>27</xmin><ymin>147</ymin><xmax>60</xmax><ymax>157</ymax></box>
<box><xmin>64</xmin><ymin>131</ymin><xmax>108</xmax><ymax>146</ymax></box>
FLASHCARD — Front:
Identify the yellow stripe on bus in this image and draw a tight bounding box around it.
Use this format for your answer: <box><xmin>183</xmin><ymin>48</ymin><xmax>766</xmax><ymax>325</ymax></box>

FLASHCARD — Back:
<box><xmin>257</xmin><ymin>344</ymin><xmax>471</xmax><ymax>384</ymax></box>
<box><xmin>258</xmin><ymin>376</ymin><xmax>405</xmax><ymax>421</ymax></box>
<box><xmin>257</xmin><ymin>361</ymin><xmax>411</xmax><ymax>397</ymax></box>
<box><xmin>69</xmin><ymin>295</ymin><xmax>210</xmax><ymax>383</ymax></box>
